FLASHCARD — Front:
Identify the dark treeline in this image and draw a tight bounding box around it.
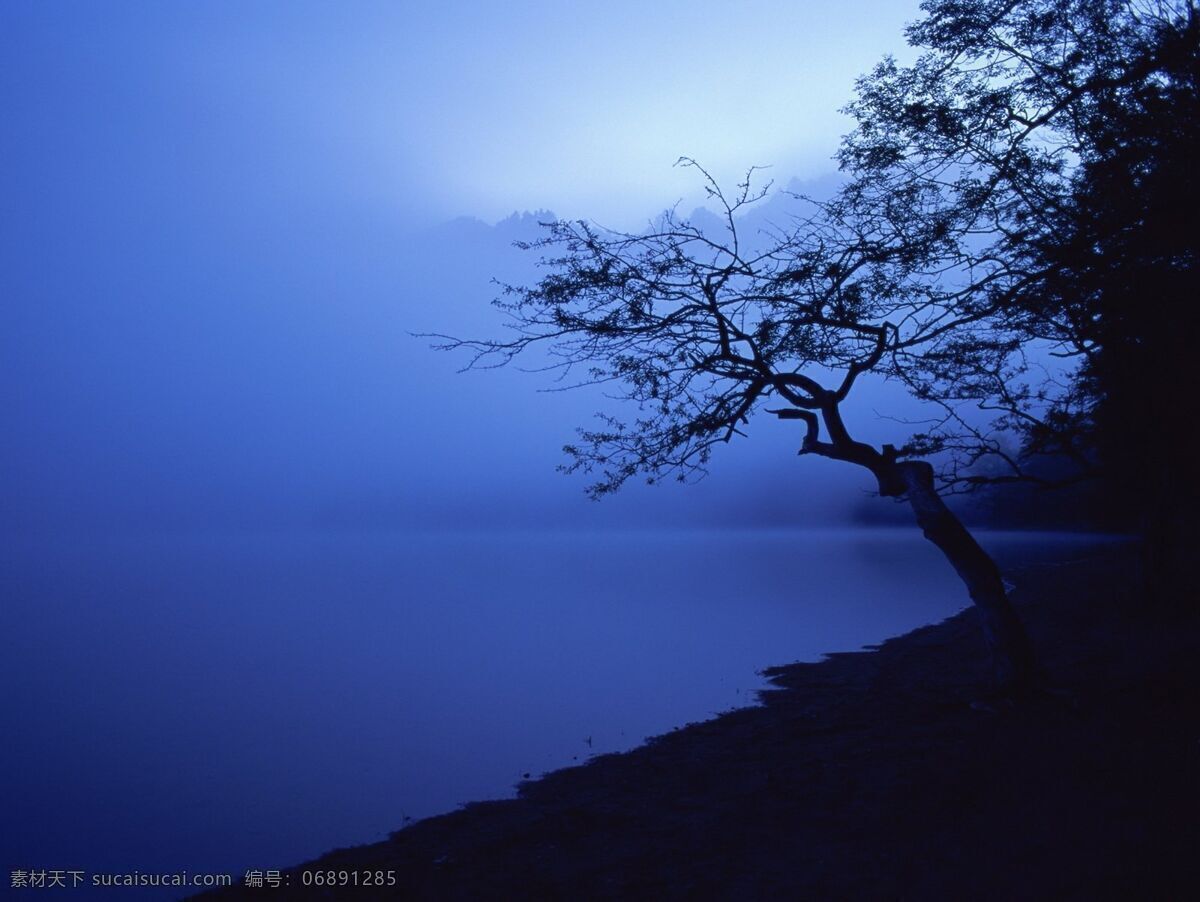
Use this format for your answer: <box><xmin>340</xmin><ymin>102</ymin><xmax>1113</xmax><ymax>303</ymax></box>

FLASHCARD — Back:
<box><xmin>847</xmin><ymin>0</ymin><xmax>1199</xmax><ymax>598</ymax></box>
<box><xmin>1033</xmin><ymin>5</ymin><xmax>1200</xmax><ymax>601</ymax></box>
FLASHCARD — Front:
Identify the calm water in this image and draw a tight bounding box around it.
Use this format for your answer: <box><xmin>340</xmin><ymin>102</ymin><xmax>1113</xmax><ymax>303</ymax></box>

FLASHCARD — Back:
<box><xmin>2</xmin><ymin>528</ymin><xmax>1111</xmax><ymax>897</ymax></box>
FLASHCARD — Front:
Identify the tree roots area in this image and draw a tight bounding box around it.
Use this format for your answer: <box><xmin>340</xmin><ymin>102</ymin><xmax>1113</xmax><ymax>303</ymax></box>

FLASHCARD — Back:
<box><xmin>197</xmin><ymin>544</ymin><xmax>1197</xmax><ymax>900</ymax></box>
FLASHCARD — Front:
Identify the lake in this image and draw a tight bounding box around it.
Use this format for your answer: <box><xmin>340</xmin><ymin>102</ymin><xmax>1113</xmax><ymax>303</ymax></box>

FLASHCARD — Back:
<box><xmin>1</xmin><ymin>527</ymin><xmax>1112</xmax><ymax>897</ymax></box>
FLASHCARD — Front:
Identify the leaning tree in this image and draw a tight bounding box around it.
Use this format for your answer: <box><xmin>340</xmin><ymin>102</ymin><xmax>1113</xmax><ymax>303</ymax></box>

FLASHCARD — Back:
<box><xmin>435</xmin><ymin>163</ymin><xmax>1040</xmax><ymax>694</ymax></box>
<box><xmin>435</xmin><ymin>0</ymin><xmax>1198</xmax><ymax>690</ymax></box>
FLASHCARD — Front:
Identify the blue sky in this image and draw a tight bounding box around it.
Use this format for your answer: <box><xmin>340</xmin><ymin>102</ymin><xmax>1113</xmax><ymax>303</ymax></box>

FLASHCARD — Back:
<box><xmin>1</xmin><ymin>1</ymin><xmax>927</xmax><ymax>532</ymax></box>
<box><xmin>3</xmin><ymin>0</ymin><xmax>921</xmax><ymax>224</ymax></box>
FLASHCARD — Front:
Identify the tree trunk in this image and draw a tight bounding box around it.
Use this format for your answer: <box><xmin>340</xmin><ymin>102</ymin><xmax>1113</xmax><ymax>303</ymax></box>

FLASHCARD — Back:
<box><xmin>897</xmin><ymin>461</ymin><xmax>1040</xmax><ymax>695</ymax></box>
<box><xmin>1141</xmin><ymin>458</ymin><xmax>1195</xmax><ymax>615</ymax></box>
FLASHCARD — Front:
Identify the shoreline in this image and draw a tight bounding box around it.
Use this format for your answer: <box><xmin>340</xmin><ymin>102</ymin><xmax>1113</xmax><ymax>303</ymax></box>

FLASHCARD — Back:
<box><xmin>195</xmin><ymin>543</ymin><xmax>1196</xmax><ymax>899</ymax></box>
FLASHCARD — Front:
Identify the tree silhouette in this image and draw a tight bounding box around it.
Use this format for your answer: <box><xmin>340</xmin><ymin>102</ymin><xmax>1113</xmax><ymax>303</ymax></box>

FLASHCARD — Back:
<box><xmin>833</xmin><ymin>0</ymin><xmax>1193</xmax><ymax>467</ymax></box>
<box><xmin>436</xmin><ymin>163</ymin><xmax>1039</xmax><ymax>694</ymax></box>
<box><xmin>435</xmin><ymin>0</ymin><xmax>1197</xmax><ymax>691</ymax></box>
<box><xmin>837</xmin><ymin>0</ymin><xmax>1198</xmax><ymax>600</ymax></box>
<box><xmin>1027</xmin><ymin>7</ymin><xmax>1199</xmax><ymax>603</ymax></box>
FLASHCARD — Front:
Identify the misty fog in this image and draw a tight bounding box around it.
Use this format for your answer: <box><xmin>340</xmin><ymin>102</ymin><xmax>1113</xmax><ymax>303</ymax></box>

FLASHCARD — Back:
<box><xmin>2</xmin><ymin>2</ymin><xmax>933</xmax><ymax>538</ymax></box>
<box><xmin>5</xmin><ymin>0</ymin><xmax>1095</xmax><ymax>895</ymax></box>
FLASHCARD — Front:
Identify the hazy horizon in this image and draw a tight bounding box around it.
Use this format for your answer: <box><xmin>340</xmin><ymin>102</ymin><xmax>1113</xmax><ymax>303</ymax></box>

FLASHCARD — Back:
<box><xmin>2</xmin><ymin>2</ymin><xmax>935</xmax><ymax>537</ymax></box>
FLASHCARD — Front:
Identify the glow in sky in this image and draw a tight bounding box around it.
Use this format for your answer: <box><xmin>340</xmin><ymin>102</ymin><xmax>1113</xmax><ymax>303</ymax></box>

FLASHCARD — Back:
<box><xmin>1</xmin><ymin>0</ymin><xmax>928</xmax><ymax>533</ymax></box>
<box><xmin>138</xmin><ymin>0</ymin><xmax>923</xmax><ymax>224</ymax></box>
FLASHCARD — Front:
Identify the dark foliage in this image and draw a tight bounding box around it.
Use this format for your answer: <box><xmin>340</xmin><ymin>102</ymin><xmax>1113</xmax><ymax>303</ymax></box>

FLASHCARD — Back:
<box><xmin>836</xmin><ymin>0</ymin><xmax>1198</xmax><ymax>496</ymax></box>
<box><xmin>1025</xmin><ymin>5</ymin><xmax>1200</xmax><ymax>590</ymax></box>
<box><xmin>433</xmin><ymin>1</ymin><xmax>1197</xmax><ymax>638</ymax></box>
